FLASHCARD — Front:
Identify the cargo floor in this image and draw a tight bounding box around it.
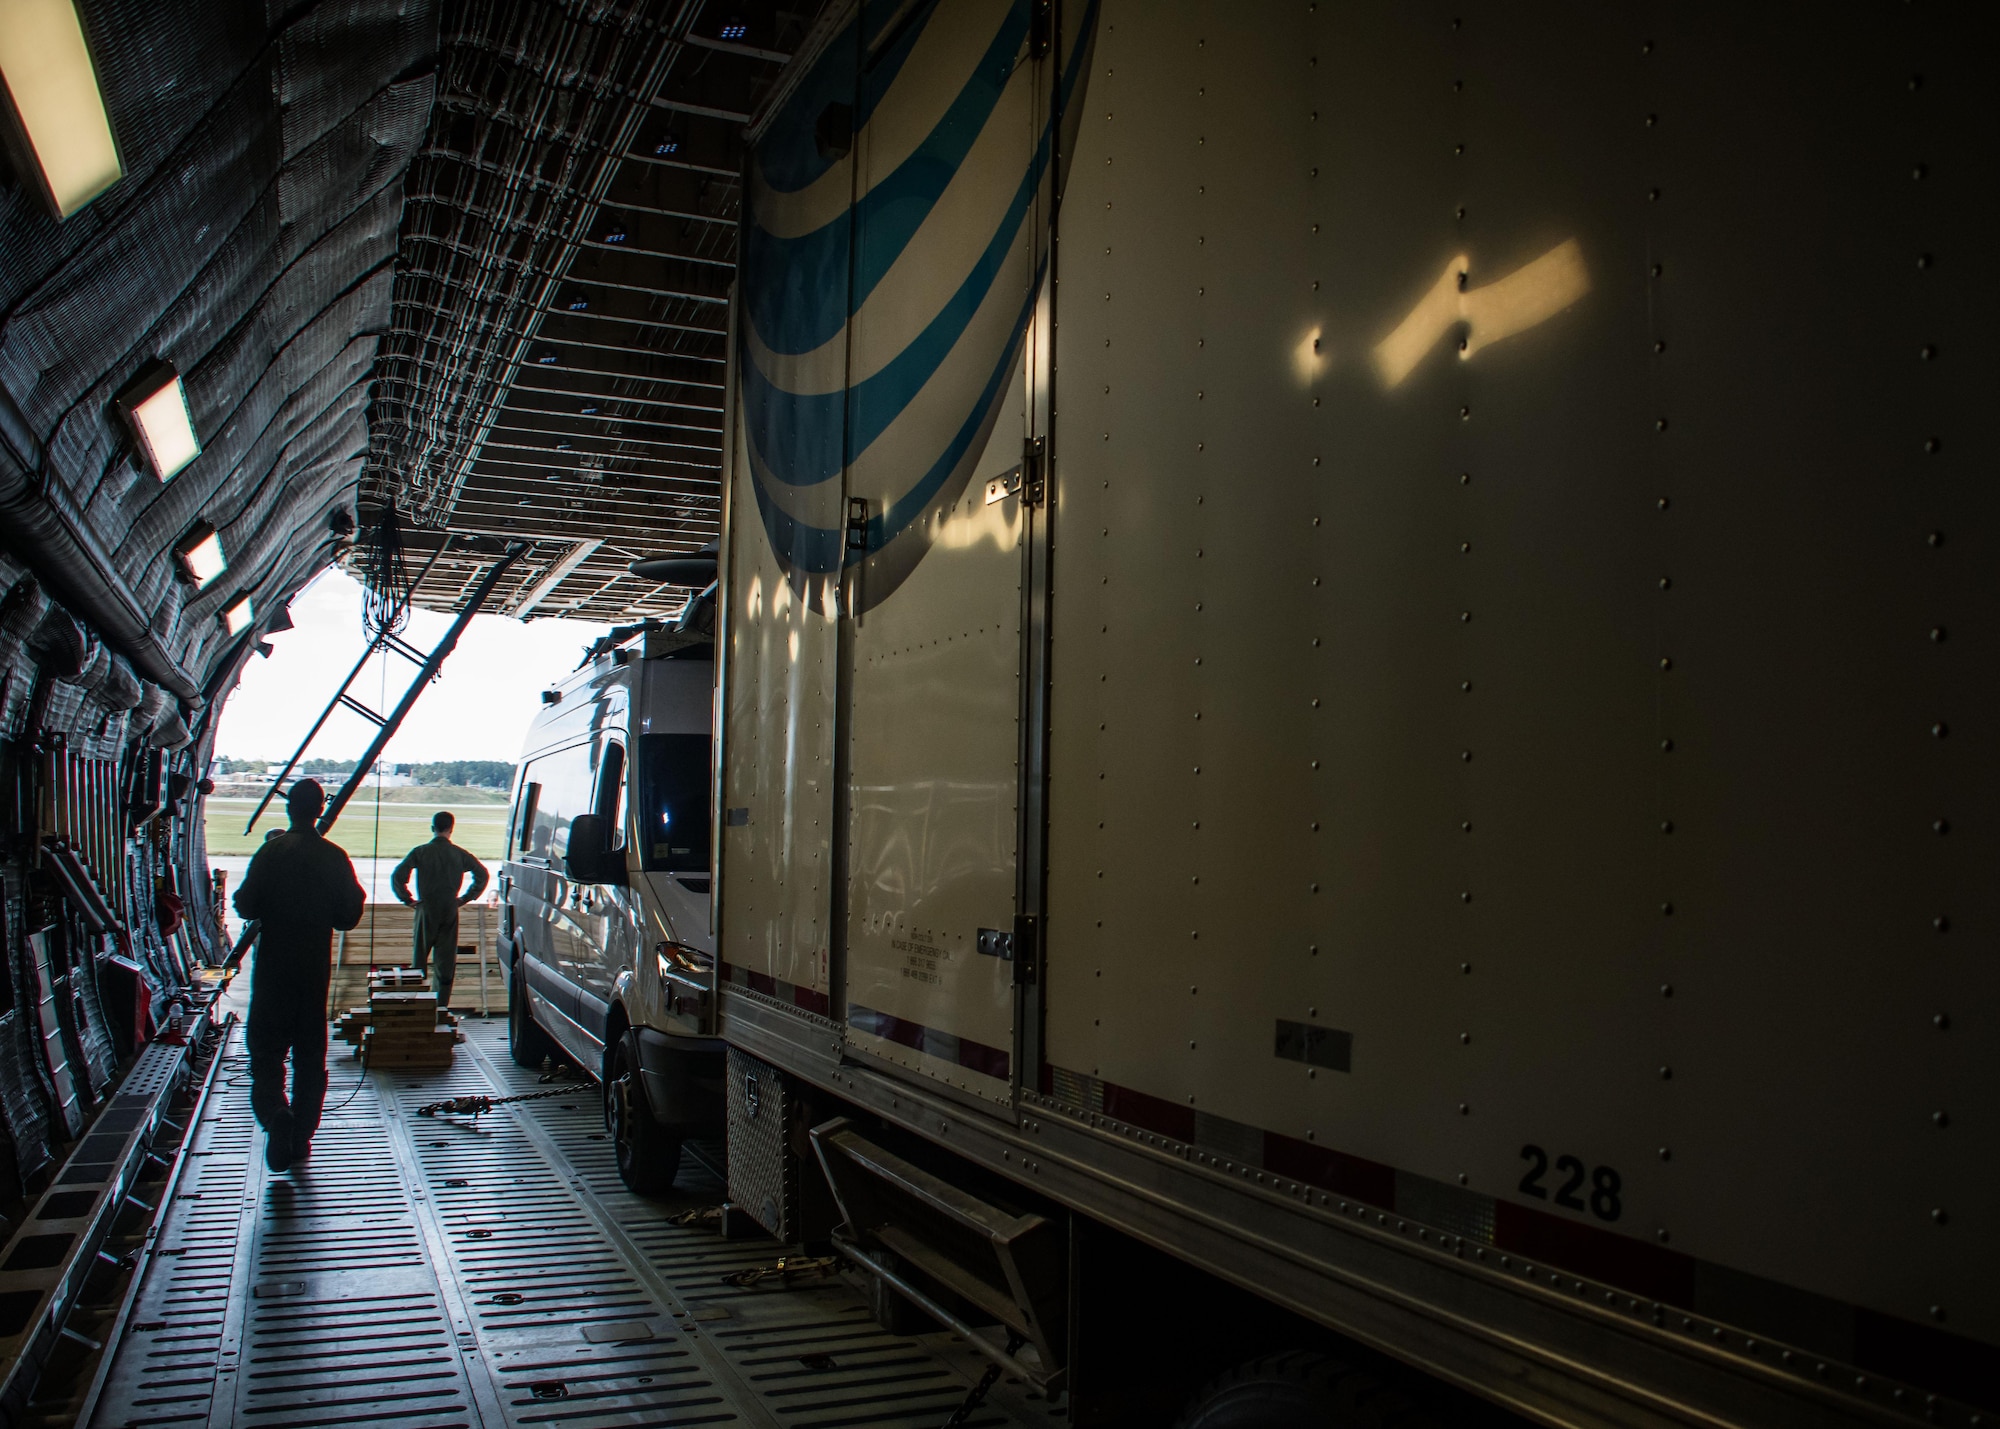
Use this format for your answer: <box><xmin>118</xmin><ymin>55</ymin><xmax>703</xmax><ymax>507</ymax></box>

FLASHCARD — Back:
<box><xmin>86</xmin><ymin>1019</ymin><xmax>1061</xmax><ymax>1429</ymax></box>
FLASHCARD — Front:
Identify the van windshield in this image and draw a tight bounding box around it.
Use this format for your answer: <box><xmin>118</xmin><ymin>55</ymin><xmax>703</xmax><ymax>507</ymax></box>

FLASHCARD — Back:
<box><xmin>635</xmin><ymin>733</ymin><xmax>711</xmax><ymax>873</ymax></box>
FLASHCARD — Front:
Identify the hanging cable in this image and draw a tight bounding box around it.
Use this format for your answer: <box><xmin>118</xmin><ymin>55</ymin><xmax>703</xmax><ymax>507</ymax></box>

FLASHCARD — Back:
<box><xmin>360</xmin><ymin>506</ymin><xmax>412</xmax><ymax>641</ymax></box>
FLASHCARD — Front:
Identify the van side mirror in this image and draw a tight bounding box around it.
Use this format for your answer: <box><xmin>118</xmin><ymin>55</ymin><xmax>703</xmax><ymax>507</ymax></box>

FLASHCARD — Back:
<box><xmin>564</xmin><ymin>813</ymin><xmax>626</xmax><ymax>885</ymax></box>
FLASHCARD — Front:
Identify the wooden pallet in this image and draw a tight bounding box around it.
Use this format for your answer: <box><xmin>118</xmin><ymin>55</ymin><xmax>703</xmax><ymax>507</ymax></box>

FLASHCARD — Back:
<box><xmin>327</xmin><ymin>900</ymin><xmax>501</xmax><ymax>1017</ymax></box>
<box><xmin>337</xmin><ymin>980</ymin><xmax>464</xmax><ymax>1070</ymax></box>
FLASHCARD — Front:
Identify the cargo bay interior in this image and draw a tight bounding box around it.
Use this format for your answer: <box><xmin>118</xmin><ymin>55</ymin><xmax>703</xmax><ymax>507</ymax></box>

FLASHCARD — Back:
<box><xmin>0</xmin><ymin>2</ymin><xmax>1994</xmax><ymax>1429</ymax></box>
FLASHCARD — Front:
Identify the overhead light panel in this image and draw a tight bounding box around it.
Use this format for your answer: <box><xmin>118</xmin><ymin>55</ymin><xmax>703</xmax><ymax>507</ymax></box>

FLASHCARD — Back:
<box><xmin>117</xmin><ymin>364</ymin><xmax>200</xmax><ymax>481</ymax></box>
<box><xmin>0</xmin><ymin>0</ymin><xmax>122</xmax><ymax>220</ymax></box>
<box><xmin>174</xmin><ymin>523</ymin><xmax>227</xmax><ymax>588</ymax></box>
<box><xmin>221</xmin><ymin>595</ymin><xmax>255</xmax><ymax>635</ymax></box>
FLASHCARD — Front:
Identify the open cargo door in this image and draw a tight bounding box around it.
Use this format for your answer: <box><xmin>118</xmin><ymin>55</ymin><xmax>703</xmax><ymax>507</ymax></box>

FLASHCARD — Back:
<box><xmin>716</xmin><ymin>6</ymin><xmax>860</xmax><ymax>1023</ymax></box>
<box><xmin>835</xmin><ymin>0</ymin><xmax>1059</xmax><ymax>1108</ymax></box>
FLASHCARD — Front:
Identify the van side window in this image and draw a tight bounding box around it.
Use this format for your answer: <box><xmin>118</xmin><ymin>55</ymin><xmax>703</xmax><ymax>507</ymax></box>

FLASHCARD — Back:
<box><xmin>636</xmin><ymin>733</ymin><xmax>711</xmax><ymax>873</ymax></box>
<box><xmin>597</xmin><ymin>741</ymin><xmax>626</xmax><ymax>852</ymax></box>
<box><xmin>513</xmin><ymin>780</ymin><xmax>541</xmax><ymax>860</ymax></box>
<box><xmin>532</xmin><ymin>742</ymin><xmax>596</xmax><ymax>862</ymax></box>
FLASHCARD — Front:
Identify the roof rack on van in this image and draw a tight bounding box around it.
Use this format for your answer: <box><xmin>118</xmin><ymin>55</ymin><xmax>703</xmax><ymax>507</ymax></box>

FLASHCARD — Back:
<box><xmin>575</xmin><ymin>579</ymin><xmax>719</xmax><ymax>667</ymax></box>
<box><xmin>579</xmin><ymin>619</ymin><xmax>657</xmax><ymax>667</ymax></box>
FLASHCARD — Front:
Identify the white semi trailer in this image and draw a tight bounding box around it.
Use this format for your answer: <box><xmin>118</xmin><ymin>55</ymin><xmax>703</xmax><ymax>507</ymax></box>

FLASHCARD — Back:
<box><xmin>539</xmin><ymin>1</ymin><xmax>2000</xmax><ymax>1424</ymax></box>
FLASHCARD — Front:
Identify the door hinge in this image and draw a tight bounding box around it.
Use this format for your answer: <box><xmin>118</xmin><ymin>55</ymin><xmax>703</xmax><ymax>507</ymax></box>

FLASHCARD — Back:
<box><xmin>984</xmin><ymin>466</ymin><xmax>1024</xmax><ymax>505</ymax></box>
<box><xmin>846</xmin><ymin>497</ymin><xmax>870</xmax><ymax>552</ymax></box>
<box><xmin>1029</xmin><ymin>0</ymin><xmax>1052</xmax><ymax>58</ymax></box>
<box><xmin>1021</xmin><ymin>436</ymin><xmax>1046</xmax><ymax>509</ymax></box>
<box><xmin>1011</xmin><ymin>913</ymin><xmax>1039</xmax><ymax>986</ymax></box>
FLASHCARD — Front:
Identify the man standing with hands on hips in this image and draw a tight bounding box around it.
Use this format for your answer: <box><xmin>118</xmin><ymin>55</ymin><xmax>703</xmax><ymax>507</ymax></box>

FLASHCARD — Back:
<box><xmin>391</xmin><ymin>810</ymin><xmax>490</xmax><ymax>1007</ymax></box>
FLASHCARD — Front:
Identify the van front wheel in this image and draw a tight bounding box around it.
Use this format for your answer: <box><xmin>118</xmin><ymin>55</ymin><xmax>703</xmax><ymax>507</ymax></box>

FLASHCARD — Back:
<box><xmin>508</xmin><ymin>965</ymin><xmax>556</xmax><ymax>1069</ymax></box>
<box><xmin>609</xmin><ymin>1030</ymin><xmax>682</xmax><ymax>1195</ymax></box>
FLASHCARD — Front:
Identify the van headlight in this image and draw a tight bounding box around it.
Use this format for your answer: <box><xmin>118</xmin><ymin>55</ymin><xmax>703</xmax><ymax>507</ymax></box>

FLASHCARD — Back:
<box><xmin>655</xmin><ymin>940</ymin><xmax>703</xmax><ymax>978</ymax></box>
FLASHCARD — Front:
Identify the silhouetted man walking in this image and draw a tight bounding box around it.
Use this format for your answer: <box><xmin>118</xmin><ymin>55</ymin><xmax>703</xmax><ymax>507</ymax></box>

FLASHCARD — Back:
<box><xmin>391</xmin><ymin>810</ymin><xmax>489</xmax><ymax>1007</ymax></box>
<box><xmin>232</xmin><ymin>779</ymin><xmax>364</xmax><ymax>1172</ymax></box>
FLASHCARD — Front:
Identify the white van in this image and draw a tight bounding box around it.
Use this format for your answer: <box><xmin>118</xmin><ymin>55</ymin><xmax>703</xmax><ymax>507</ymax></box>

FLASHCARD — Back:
<box><xmin>498</xmin><ymin>593</ymin><xmax>722</xmax><ymax>1192</ymax></box>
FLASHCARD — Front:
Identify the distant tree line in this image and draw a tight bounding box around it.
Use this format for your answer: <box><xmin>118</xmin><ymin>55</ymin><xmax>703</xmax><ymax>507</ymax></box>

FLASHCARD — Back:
<box><xmin>212</xmin><ymin>756</ymin><xmax>359</xmax><ymax>776</ymax></box>
<box><xmin>211</xmin><ymin>757</ymin><xmax>515</xmax><ymax>789</ymax></box>
<box><xmin>408</xmin><ymin>761</ymin><xmax>515</xmax><ymax>789</ymax></box>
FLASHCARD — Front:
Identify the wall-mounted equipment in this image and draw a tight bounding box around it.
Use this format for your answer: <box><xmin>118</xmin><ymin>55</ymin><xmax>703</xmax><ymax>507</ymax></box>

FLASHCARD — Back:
<box><xmin>129</xmin><ymin>747</ymin><xmax>165</xmax><ymax>829</ymax></box>
<box><xmin>0</xmin><ymin>0</ymin><xmax>122</xmax><ymax>220</ymax></box>
<box><xmin>173</xmin><ymin>523</ymin><xmax>227</xmax><ymax>588</ymax></box>
<box><xmin>221</xmin><ymin>594</ymin><xmax>255</xmax><ymax>635</ymax></box>
<box><xmin>115</xmin><ymin>362</ymin><xmax>201</xmax><ymax>481</ymax></box>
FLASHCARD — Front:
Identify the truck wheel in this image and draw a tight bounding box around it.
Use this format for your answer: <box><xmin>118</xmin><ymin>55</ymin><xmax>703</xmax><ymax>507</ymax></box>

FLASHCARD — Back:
<box><xmin>507</xmin><ymin>965</ymin><xmax>556</xmax><ymax>1068</ymax></box>
<box><xmin>608</xmin><ymin>1030</ymin><xmax>682</xmax><ymax>1195</ymax></box>
<box><xmin>1174</xmin><ymin>1353</ymin><xmax>1418</xmax><ymax>1429</ymax></box>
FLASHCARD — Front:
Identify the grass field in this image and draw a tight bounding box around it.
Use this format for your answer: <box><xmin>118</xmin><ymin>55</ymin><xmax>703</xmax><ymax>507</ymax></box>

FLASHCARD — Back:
<box><xmin>205</xmin><ymin>796</ymin><xmax>508</xmax><ymax>858</ymax></box>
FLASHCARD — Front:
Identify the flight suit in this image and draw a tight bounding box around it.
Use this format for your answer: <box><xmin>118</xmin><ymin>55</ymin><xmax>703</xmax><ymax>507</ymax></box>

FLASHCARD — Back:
<box><xmin>390</xmin><ymin>834</ymin><xmax>490</xmax><ymax>1005</ymax></box>
<box><xmin>232</xmin><ymin>828</ymin><xmax>365</xmax><ymax>1155</ymax></box>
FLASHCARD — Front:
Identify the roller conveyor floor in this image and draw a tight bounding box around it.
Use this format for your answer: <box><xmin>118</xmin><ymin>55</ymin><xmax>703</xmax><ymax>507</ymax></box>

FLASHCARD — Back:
<box><xmin>85</xmin><ymin>1020</ymin><xmax>1062</xmax><ymax>1429</ymax></box>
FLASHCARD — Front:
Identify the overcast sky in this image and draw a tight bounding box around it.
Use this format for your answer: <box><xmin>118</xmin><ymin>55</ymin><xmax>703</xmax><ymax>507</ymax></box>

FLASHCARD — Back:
<box><xmin>213</xmin><ymin>568</ymin><xmax>609</xmax><ymax>765</ymax></box>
